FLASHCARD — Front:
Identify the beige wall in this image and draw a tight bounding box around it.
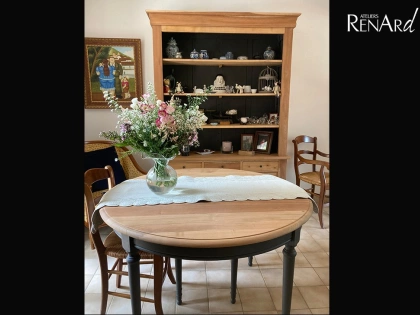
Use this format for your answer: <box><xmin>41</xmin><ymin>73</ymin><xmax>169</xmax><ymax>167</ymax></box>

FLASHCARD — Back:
<box><xmin>84</xmin><ymin>0</ymin><xmax>329</xmax><ymax>183</ymax></box>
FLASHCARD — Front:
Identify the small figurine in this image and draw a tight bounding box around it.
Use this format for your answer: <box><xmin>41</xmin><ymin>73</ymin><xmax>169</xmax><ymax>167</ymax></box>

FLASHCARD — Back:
<box><xmin>164</xmin><ymin>78</ymin><xmax>171</xmax><ymax>93</ymax></box>
<box><xmin>175</xmin><ymin>82</ymin><xmax>183</xmax><ymax>94</ymax></box>
<box><xmin>213</xmin><ymin>75</ymin><xmax>226</xmax><ymax>93</ymax></box>
<box><xmin>235</xmin><ymin>84</ymin><xmax>244</xmax><ymax>94</ymax></box>
<box><xmin>273</xmin><ymin>81</ymin><xmax>281</xmax><ymax>97</ymax></box>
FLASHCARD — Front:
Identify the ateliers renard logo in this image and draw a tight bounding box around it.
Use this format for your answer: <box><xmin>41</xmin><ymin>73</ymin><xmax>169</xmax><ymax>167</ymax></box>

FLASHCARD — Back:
<box><xmin>347</xmin><ymin>8</ymin><xmax>418</xmax><ymax>32</ymax></box>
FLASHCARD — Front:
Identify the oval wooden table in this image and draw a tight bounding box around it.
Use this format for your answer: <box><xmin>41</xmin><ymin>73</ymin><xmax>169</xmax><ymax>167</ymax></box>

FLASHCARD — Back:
<box><xmin>99</xmin><ymin>168</ymin><xmax>313</xmax><ymax>314</ymax></box>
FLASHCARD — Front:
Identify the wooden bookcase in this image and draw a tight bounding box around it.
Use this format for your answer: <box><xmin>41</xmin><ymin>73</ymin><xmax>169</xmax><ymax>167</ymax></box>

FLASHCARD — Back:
<box><xmin>146</xmin><ymin>10</ymin><xmax>300</xmax><ymax>178</ymax></box>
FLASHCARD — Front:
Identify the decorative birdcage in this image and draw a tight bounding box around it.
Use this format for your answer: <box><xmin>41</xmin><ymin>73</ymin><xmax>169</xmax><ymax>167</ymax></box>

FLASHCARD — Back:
<box><xmin>258</xmin><ymin>66</ymin><xmax>278</xmax><ymax>92</ymax></box>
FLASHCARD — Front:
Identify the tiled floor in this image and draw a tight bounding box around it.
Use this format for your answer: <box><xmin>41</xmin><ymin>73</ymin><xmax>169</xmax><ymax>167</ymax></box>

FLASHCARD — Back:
<box><xmin>85</xmin><ymin>203</ymin><xmax>329</xmax><ymax>314</ymax></box>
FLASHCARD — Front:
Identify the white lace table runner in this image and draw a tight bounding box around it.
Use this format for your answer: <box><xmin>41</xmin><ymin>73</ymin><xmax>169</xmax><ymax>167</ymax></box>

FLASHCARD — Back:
<box><xmin>92</xmin><ymin>175</ymin><xmax>318</xmax><ymax>232</ymax></box>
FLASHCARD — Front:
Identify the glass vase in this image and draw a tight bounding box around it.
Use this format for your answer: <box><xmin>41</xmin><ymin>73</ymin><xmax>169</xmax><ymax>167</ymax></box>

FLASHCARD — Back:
<box><xmin>180</xmin><ymin>144</ymin><xmax>190</xmax><ymax>156</ymax></box>
<box><xmin>145</xmin><ymin>153</ymin><xmax>178</xmax><ymax>195</ymax></box>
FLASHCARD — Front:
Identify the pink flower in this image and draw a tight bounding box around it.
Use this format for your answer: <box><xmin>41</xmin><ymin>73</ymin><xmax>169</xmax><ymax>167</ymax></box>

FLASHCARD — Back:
<box><xmin>156</xmin><ymin>110</ymin><xmax>175</xmax><ymax>127</ymax></box>
<box><xmin>165</xmin><ymin>104</ymin><xmax>175</xmax><ymax>114</ymax></box>
<box><xmin>155</xmin><ymin>117</ymin><xmax>162</xmax><ymax>127</ymax></box>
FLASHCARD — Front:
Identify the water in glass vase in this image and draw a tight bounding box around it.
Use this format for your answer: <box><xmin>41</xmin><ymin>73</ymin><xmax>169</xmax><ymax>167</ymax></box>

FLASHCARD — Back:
<box><xmin>146</xmin><ymin>155</ymin><xmax>178</xmax><ymax>195</ymax></box>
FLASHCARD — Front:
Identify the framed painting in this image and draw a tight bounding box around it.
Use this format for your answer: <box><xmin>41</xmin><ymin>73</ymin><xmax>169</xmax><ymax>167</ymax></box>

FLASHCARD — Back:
<box><xmin>254</xmin><ymin>131</ymin><xmax>273</xmax><ymax>154</ymax></box>
<box><xmin>84</xmin><ymin>38</ymin><xmax>143</xmax><ymax>109</ymax></box>
<box><xmin>241</xmin><ymin>134</ymin><xmax>254</xmax><ymax>151</ymax></box>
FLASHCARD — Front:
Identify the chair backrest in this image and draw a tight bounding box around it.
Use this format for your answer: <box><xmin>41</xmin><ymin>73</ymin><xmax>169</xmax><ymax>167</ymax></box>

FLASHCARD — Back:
<box><xmin>292</xmin><ymin>135</ymin><xmax>329</xmax><ymax>228</ymax></box>
<box><xmin>85</xmin><ymin>140</ymin><xmax>147</xmax><ymax>179</ymax></box>
<box><xmin>84</xmin><ymin>140</ymin><xmax>146</xmax><ymax>236</ymax></box>
<box><xmin>84</xmin><ymin>165</ymin><xmax>115</xmax><ymax>243</ymax></box>
<box><xmin>292</xmin><ymin>135</ymin><xmax>329</xmax><ymax>177</ymax></box>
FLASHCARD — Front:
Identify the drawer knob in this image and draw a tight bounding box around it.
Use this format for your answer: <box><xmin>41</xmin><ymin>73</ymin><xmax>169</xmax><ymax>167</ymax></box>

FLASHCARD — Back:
<box><xmin>259</xmin><ymin>165</ymin><xmax>262</xmax><ymax>168</ymax></box>
<box><xmin>221</xmin><ymin>165</ymin><xmax>224</xmax><ymax>168</ymax></box>
<box><xmin>182</xmin><ymin>166</ymin><xmax>186</xmax><ymax>168</ymax></box>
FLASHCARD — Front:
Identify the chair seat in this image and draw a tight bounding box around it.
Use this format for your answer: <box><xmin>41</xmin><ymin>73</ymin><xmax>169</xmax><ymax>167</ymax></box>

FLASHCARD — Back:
<box><xmin>300</xmin><ymin>171</ymin><xmax>330</xmax><ymax>186</ymax></box>
<box><xmin>104</xmin><ymin>231</ymin><xmax>154</xmax><ymax>260</ymax></box>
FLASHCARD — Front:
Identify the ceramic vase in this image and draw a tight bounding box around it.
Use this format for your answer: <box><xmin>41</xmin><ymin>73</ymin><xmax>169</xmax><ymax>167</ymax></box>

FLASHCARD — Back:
<box><xmin>166</xmin><ymin>37</ymin><xmax>179</xmax><ymax>58</ymax></box>
<box><xmin>263</xmin><ymin>46</ymin><xmax>275</xmax><ymax>60</ymax></box>
<box><xmin>190</xmin><ymin>49</ymin><xmax>199</xmax><ymax>59</ymax></box>
<box><xmin>200</xmin><ymin>50</ymin><xmax>209</xmax><ymax>59</ymax></box>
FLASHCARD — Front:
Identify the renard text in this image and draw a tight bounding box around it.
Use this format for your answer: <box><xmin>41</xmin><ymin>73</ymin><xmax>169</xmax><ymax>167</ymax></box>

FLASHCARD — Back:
<box><xmin>347</xmin><ymin>8</ymin><xmax>418</xmax><ymax>32</ymax></box>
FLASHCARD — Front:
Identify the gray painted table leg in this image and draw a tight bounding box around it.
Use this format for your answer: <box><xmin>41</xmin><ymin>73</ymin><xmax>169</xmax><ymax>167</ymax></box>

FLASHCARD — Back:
<box><xmin>175</xmin><ymin>258</ymin><xmax>182</xmax><ymax>305</ymax></box>
<box><xmin>248</xmin><ymin>256</ymin><xmax>253</xmax><ymax>266</ymax></box>
<box><xmin>281</xmin><ymin>228</ymin><xmax>301</xmax><ymax>314</ymax></box>
<box><xmin>126</xmin><ymin>251</ymin><xmax>141</xmax><ymax>314</ymax></box>
<box><xmin>231</xmin><ymin>258</ymin><xmax>238</xmax><ymax>303</ymax></box>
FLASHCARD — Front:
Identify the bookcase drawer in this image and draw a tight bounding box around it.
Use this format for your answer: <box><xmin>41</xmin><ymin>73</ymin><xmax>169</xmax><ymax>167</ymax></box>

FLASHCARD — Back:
<box><xmin>242</xmin><ymin>161</ymin><xmax>279</xmax><ymax>173</ymax></box>
<box><xmin>169</xmin><ymin>161</ymin><xmax>202</xmax><ymax>169</ymax></box>
<box><xmin>204</xmin><ymin>162</ymin><xmax>241</xmax><ymax>170</ymax></box>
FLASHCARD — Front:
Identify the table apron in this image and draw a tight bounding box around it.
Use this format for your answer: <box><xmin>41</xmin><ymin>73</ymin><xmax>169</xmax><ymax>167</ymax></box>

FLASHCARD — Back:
<box><xmin>121</xmin><ymin>228</ymin><xmax>301</xmax><ymax>260</ymax></box>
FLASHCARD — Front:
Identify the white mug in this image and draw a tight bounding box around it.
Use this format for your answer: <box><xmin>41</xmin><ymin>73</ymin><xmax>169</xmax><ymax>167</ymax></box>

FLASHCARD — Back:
<box><xmin>244</xmin><ymin>85</ymin><xmax>251</xmax><ymax>93</ymax></box>
<box><xmin>222</xmin><ymin>141</ymin><xmax>232</xmax><ymax>153</ymax></box>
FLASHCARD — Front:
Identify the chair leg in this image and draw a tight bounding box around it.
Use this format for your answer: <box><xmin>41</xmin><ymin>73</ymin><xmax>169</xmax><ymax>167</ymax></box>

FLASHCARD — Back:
<box><xmin>89</xmin><ymin>233</ymin><xmax>95</xmax><ymax>250</ymax></box>
<box><xmin>318</xmin><ymin>186</ymin><xmax>327</xmax><ymax>229</ymax></box>
<box><xmin>116</xmin><ymin>259</ymin><xmax>123</xmax><ymax>288</ymax></box>
<box><xmin>97</xmin><ymin>254</ymin><xmax>109</xmax><ymax>315</ymax></box>
<box><xmin>310</xmin><ymin>184</ymin><xmax>316</xmax><ymax>198</ymax></box>
<box><xmin>318</xmin><ymin>202</ymin><xmax>324</xmax><ymax>228</ymax></box>
<box><xmin>165</xmin><ymin>257</ymin><xmax>176</xmax><ymax>284</ymax></box>
<box><xmin>153</xmin><ymin>255</ymin><xmax>164</xmax><ymax>315</ymax></box>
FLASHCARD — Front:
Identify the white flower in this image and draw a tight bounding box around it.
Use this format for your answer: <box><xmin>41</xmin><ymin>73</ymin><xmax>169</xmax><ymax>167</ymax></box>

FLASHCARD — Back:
<box><xmin>130</xmin><ymin>98</ymin><xmax>140</xmax><ymax>110</ymax></box>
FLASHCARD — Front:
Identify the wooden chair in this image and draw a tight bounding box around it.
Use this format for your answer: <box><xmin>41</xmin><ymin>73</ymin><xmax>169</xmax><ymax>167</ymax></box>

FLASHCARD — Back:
<box><xmin>292</xmin><ymin>135</ymin><xmax>330</xmax><ymax>228</ymax></box>
<box><xmin>84</xmin><ymin>140</ymin><xmax>147</xmax><ymax>249</ymax></box>
<box><xmin>84</xmin><ymin>165</ymin><xmax>176</xmax><ymax>314</ymax></box>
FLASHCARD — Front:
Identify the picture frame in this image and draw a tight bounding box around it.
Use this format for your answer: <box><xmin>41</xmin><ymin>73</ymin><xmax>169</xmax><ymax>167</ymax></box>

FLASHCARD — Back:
<box><xmin>254</xmin><ymin>131</ymin><xmax>273</xmax><ymax>154</ymax></box>
<box><xmin>241</xmin><ymin>134</ymin><xmax>254</xmax><ymax>151</ymax></box>
<box><xmin>84</xmin><ymin>37</ymin><xmax>143</xmax><ymax>109</ymax></box>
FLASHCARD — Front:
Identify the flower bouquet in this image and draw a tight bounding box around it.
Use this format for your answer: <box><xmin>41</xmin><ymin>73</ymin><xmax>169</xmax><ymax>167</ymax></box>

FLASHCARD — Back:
<box><xmin>99</xmin><ymin>82</ymin><xmax>208</xmax><ymax>194</ymax></box>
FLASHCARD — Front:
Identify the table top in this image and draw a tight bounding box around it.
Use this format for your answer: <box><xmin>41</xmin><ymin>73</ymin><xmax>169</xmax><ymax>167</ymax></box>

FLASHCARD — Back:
<box><xmin>99</xmin><ymin>168</ymin><xmax>313</xmax><ymax>248</ymax></box>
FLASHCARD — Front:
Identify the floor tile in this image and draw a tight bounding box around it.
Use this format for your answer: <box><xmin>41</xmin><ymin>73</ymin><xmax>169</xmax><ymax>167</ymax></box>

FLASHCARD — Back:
<box><xmin>208</xmin><ymin>288</ymin><xmax>243</xmax><ymax>313</ymax></box>
<box><xmin>268</xmin><ymin>287</ymin><xmax>308</xmax><ymax>311</ymax></box>
<box><xmin>297</xmin><ymin>285</ymin><xmax>330</xmax><ymax>309</ymax></box>
<box><xmin>301</xmin><ymin>252</ymin><xmax>330</xmax><ymax>268</ymax></box>
<box><xmin>314</xmin><ymin>267</ymin><xmax>329</xmax><ymax>285</ymax></box>
<box><xmin>254</xmin><ymin>253</ymin><xmax>283</xmax><ymax>268</ymax></box>
<box><xmin>238</xmin><ymin>287</ymin><xmax>276</xmax><ymax>312</ymax></box>
<box><xmin>175</xmin><ymin>289</ymin><xmax>209</xmax><ymax>314</ymax></box>
<box><xmin>293</xmin><ymin>267</ymin><xmax>324</xmax><ymax>286</ymax></box>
